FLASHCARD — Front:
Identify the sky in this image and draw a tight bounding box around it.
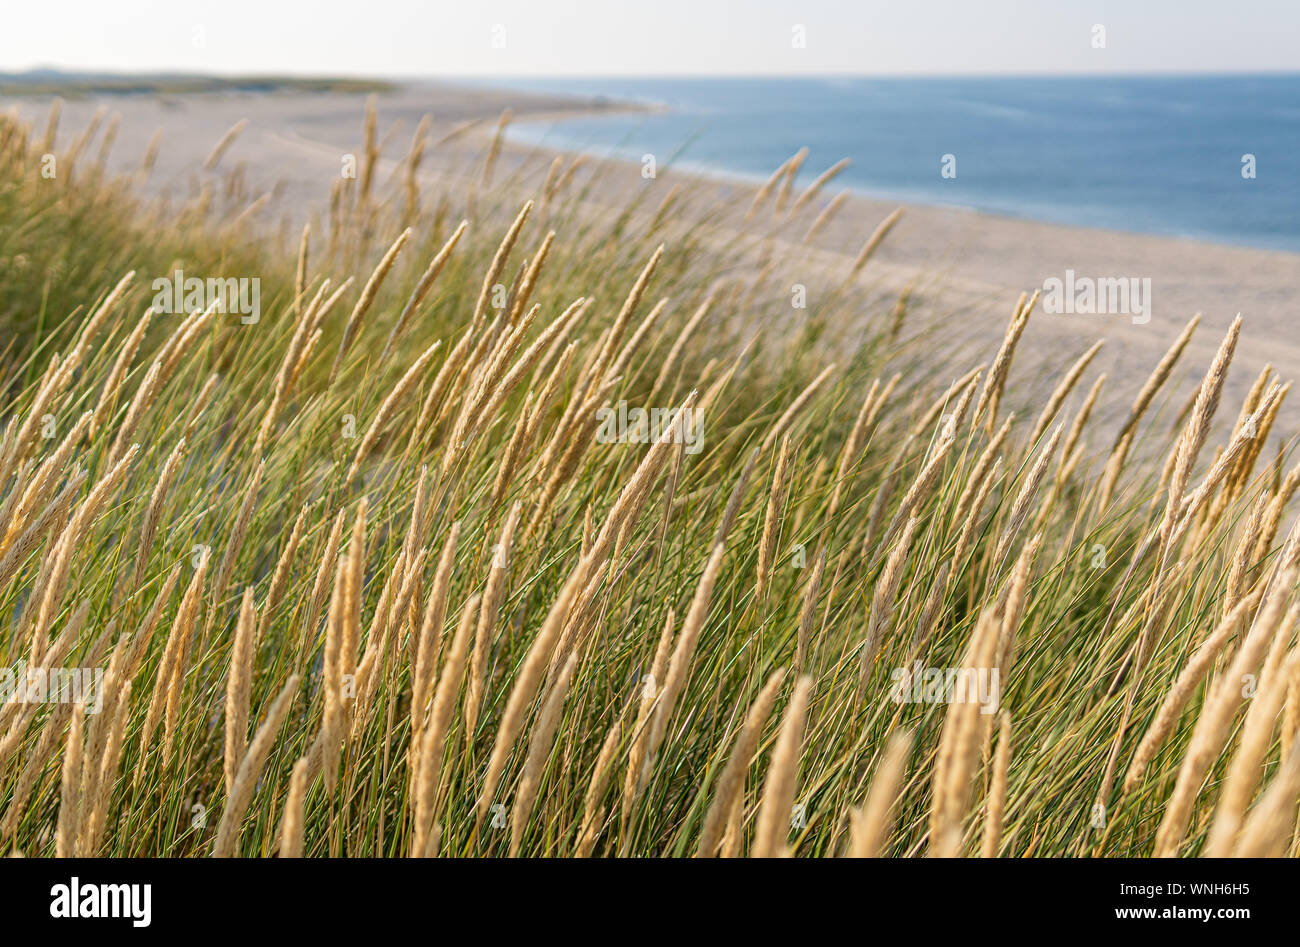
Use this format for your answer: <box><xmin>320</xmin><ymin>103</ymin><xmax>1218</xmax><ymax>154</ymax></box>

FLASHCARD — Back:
<box><xmin>2</xmin><ymin>0</ymin><xmax>1298</xmax><ymax>77</ymax></box>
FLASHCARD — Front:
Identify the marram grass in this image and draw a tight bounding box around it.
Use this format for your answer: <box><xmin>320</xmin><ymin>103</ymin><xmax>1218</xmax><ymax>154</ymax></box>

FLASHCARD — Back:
<box><xmin>1</xmin><ymin>101</ymin><xmax>1299</xmax><ymax>858</ymax></box>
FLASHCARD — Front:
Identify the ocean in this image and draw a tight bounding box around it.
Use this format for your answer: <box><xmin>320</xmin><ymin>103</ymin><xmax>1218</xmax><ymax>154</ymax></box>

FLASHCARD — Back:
<box><xmin>486</xmin><ymin>75</ymin><xmax>1300</xmax><ymax>252</ymax></box>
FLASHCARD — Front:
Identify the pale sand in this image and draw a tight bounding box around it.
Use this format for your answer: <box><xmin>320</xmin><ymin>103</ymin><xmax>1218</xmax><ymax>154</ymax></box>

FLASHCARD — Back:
<box><xmin>7</xmin><ymin>80</ymin><xmax>1299</xmax><ymax>440</ymax></box>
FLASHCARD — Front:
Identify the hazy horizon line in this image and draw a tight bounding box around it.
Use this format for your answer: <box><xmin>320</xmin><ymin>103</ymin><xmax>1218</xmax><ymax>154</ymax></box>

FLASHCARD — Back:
<box><xmin>5</xmin><ymin>66</ymin><xmax>1300</xmax><ymax>82</ymax></box>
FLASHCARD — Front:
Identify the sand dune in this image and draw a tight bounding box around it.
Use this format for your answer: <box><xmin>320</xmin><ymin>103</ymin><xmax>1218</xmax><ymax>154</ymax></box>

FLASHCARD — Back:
<box><xmin>8</xmin><ymin>80</ymin><xmax>1299</xmax><ymax>435</ymax></box>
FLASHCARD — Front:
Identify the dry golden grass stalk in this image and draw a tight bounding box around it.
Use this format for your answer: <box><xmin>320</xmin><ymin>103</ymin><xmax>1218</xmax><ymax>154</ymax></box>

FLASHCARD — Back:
<box><xmin>992</xmin><ymin>423</ymin><xmax>1062</xmax><ymax>568</ymax></box>
<box><xmin>213</xmin><ymin>460</ymin><xmax>265</xmax><ymax>605</ymax></box>
<box><xmin>346</xmin><ymin>339</ymin><xmax>442</xmax><ymax>480</ymax></box>
<box><xmin>756</xmin><ymin>435</ymin><xmax>792</xmax><ymax>601</ymax></box>
<box><xmin>119</xmin><ymin>564</ymin><xmax>182</xmax><ymax>686</ymax></box>
<box><xmin>746</xmin><ymin>153</ymin><xmax>796</xmax><ymax>219</ymax></box>
<box><xmin>3</xmin><ymin>410</ymin><xmax>91</xmax><ymax>550</ymax></box>
<box><xmin>975</xmin><ymin>291</ymin><xmax>1038</xmax><ymax>433</ymax></box>
<box><xmin>508</xmin><ymin>231</ymin><xmax>556</xmax><ymax>324</ymax></box>
<box><xmin>1203</xmin><ymin>627</ymin><xmax>1300</xmax><ymax>856</ymax></box>
<box><xmin>382</xmin><ymin>220</ymin><xmax>468</xmax><ymax>358</ymax></box>
<box><xmin>911</xmin><ymin>560</ymin><xmax>952</xmax><ymax>657</ymax></box>
<box><xmin>952</xmin><ymin>416</ymin><xmax>1012</xmax><ymax>527</ymax></box>
<box><xmin>576</xmin><ymin>718</ymin><xmax>626</xmax><ymax>857</ymax></box>
<box><xmin>257</xmin><ymin>503</ymin><xmax>309</xmax><ymax>642</ymax></box>
<box><xmin>584</xmin><ymin>394</ymin><xmax>701</xmax><ymax>567</ymax></box>
<box><xmin>590</xmin><ymin>245</ymin><xmax>664</xmax><ymax>384</ymax></box>
<box><xmin>795</xmin><ymin>547</ymin><xmax>827</xmax><ymax>673</ymax></box>
<box><xmin>982</xmin><ymin>712</ymin><xmax>1012</xmax><ymax>858</ymax></box>
<box><xmin>28</xmin><ymin>445</ymin><xmax>140</xmax><ymax>665</ymax></box>
<box><xmin>155</xmin><ymin>300</ymin><xmax>220</xmax><ymax>389</ymax></box>
<box><xmin>90</xmin><ymin>310</ymin><xmax>150</xmax><ymax>437</ymax></box>
<box><xmin>1233</xmin><ymin>732</ymin><xmax>1300</xmax><ymax>857</ymax></box>
<box><xmin>773</xmin><ymin>147</ymin><xmax>808</xmax><ymax>214</ymax></box>
<box><xmin>3</xmin><ymin>704</ymin><xmax>68</xmax><ymax>836</ymax></box>
<box><xmin>55</xmin><ymin>704</ymin><xmax>84</xmax><ymax>858</ymax></box>
<box><xmin>1153</xmin><ymin>567</ymin><xmax>1296</xmax><ymax>856</ymax></box>
<box><xmin>862</xmin><ymin>516</ymin><xmax>918</xmax><ymax>682</ymax></box>
<box><xmin>1100</xmin><ymin>314</ymin><xmax>1201</xmax><ymax>506</ymax></box>
<box><xmin>929</xmin><ymin>606</ymin><xmax>1000</xmax><ymax>857</ymax></box>
<box><xmin>0</xmin><ymin>612</ymin><xmax>80</xmax><ymax>760</ymax></box>
<box><xmin>157</xmin><ymin>567</ymin><xmax>205</xmax><ymax>762</ymax></box>
<box><xmin>455</xmin><ymin>295</ymin><xmax>588</xmax><ymax>466</ymax></box>
<box><xmin>1058</xmin><ymin>374</ymin><xmax>1105</xmax><ymax>479</ymax></box>
<box><xmin>1285</xmin><ymin>656</ymin><xmax>1300</xmax><ymax>752</ymax></box>
<box><xmin>294</xmin><ymin>224</ymin><xmax>310</xmax><ymax>316</ymax></box>
<box><xmin>0</xmin><ymin>357</ymin><xmax>62</xmax><ymax>485</ymax></box>
<box><xmin>412</xmin><ymin>521</ymin><xmax>461</xmax><ymax>731</ymax></box>
<box><xmin>471</xmin><ymin>201</ymin><xmax>533</xmax><ymax>330</ymax></box>
<box><xmin>1029</xmin><ymin>340</ymin><xmax>1105</xmax><ymax>445</ymax></box>
<box><xmin>203</xmin><ymin>118</ymin><xmax>247</xmax><ymax>170</ymax></box>
<box><xmin>1114</xmin><ymin>314</ymin><xmax>1203</xmax><ymax>454</ymax></box>
<box><xmin>302</xmin><ymin>509</ymin><xmax>346</xmax><ymax>649</ymax></box>
<box><xmin>465</xmin><ymin>503</ymin><xmax>521</xmax><ymax>741</ymax></box>
<box><xmin>82</xmin><ymin>680</ymin><xmax>132</xmax><ymax>855</ymax></box>
<box><xmin>621</xmin><ymin>609</ymin><xmax>676</xmax><ymax>831</ymax></box>
<box><xmin>878</xmin><ymin>422</ymin><xmax>955</xmax><ymax>554</ymax></box>
<box><xmin>254</xmin><ymin>283</ymin><xmax>330</xmax><ymax>451</ymax></box>
<box><xmin>910</xmin><ymin>366</ymin><xmax>982</xmax><ymax>439</ymax></box>
<box><xmin>640</xmin><ymin>545</ymin><xmax>727</xmax><ymax>794</ymax></box>
<box><xmin>104</xmin><ymin>359</ymin><xmax>160</xmax><ymax>468</ymax></box>
<box><xmin>996</xmin><ymin>535</ymin><xmax>1040</xmax><ymax>673</ymax></box>
<box><xmin>510</xmin><ymin>651</ymin><xmax>579</xmax><ymax>856</ymax></box>
<box><xmin>412</xmin><ymin>594</ymin><xmax>480</xmax><ymax>857</ymax></box>
<box><xmin>714</xmin><ymin>447</ymin><xmax>759</xmax><ymax>547</ymax></box>
<box><xmin>1158</xmin><ymin>316</ymin><xmax>1243</xmax><ymax>555</ymax></box>
<box><xmin>848</xmin><ymin>728</ymin><xmax>913</xmax><ymax>858</ymax></box>
<box><xmin>762</xmin><ymin>363</ymin><xmax>837</xmax><ymax>453</ymax></box>
<box><xmin>1171</xmin><ymin>387</ymin><xmax>1282</xmax><ymax>550</ymax></box>
<box><xmin>329</xmin><ymin>227</ymin><xmax>413</xmax><ymax>382</ymax></box>
<box><xmin>608</xmin><ymin>297</ymin><xmax>669</xmax><ymax>385</ymax></box>
<box><xmin>650</xmin><ymin>291</ymin><xmax>715</xmax><ymax>401</ymax></box>
<box><xmin>0</xmin><ymin>467</ymin><xmax>87</xmax><ymax>590</ymax></box>
<box><xmin>753</xmin><ymin>675</ymin><xmax>812</xmax><ymax>858</ymax></box>
<box><xmin>279</xmin><ymin>757</ymin><xmax>310</xmax><ymax>859</ymax></box>
<box><xmin>849</xmin><ymin>208</ymin><xmax>904</xmax><ymax>277</ymax></box>
<box><xmin>696</xmin><ymin>669</ymin><xmax>787</xmax><ymax>857</ymax></box>
<box><xmin>491</xmin><ymin>393</ymin><xmax>536</xmax><ymax>507</ymax></box>
<box><xmin>64</xmin><ymin>269</ymin><xmax>134</xmax><ymax>381</ymax></box>
<box><xmin>411</xmin><ymin>324</ymin><xmax>475</xmax><ymax>445</ymax></box>
<box><xmin>224</xmin><ymin>587</ymin><xmax>258</xmax><ymax>795</ymax></box>
<box><xmin>802</xmin><ymin>190</ymin><xmax>850</xmax><ymax>245</ymax></box>
<box><xmin>789</xmin><ymin>158</ymin><xmax>851</xmax><ymax>218</ymax></box>
<box><xmin>859</xmin><ymin>438</ymin><xmax>909</xmax><ymax>556</ymax></box>
<box><xmin>212</xmin><ymin>674</ymin><xmax>299</xmax><ymax>857</ymax></box>
<box><xmin>472</xmin><ymin>564</ymin><xmax>582</xmax><ymax>834</ymax></box>
<box><xmin>825</xmin><ymin>381</ymin><xmax>882</xmax><ymax>520</ymax></box>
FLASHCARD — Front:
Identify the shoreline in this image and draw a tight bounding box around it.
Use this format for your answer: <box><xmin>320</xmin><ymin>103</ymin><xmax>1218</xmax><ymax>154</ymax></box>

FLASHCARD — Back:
<box><xmin>4</xmin><ymin>79</ymin><xmax>1299</xmax><ymax>434</ymax></box>
<box><xmin>507</xmin><ymin>119</ymin><xmax>1300</xmax><ymax>257</ymax></box>
<box><xmin>496</xmin><ymin>99</ymin><xmax>1300</xmax><ymax>437</ymax></box>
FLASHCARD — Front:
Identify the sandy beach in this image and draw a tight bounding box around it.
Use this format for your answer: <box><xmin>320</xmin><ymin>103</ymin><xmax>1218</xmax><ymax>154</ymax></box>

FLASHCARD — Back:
<box><xmin>7</xmin><ymin>80</ymin><xmax>1300</xmax><ymax>435</ymax></box>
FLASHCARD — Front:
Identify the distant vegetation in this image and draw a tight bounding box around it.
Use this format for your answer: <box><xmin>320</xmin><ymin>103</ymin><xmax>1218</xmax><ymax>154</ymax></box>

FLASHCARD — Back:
<box><xmin>0</xmin><ymin>70</ymin><xmax>397</xmax><ymax>97</ymax></box>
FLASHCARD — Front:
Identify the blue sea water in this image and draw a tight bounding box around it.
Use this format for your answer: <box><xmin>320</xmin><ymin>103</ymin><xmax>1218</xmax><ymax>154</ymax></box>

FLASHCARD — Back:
<box><xmin>484</xmin><ymin>75</ymin><xmax>1300</xmax><ymax>252</ymax></box>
